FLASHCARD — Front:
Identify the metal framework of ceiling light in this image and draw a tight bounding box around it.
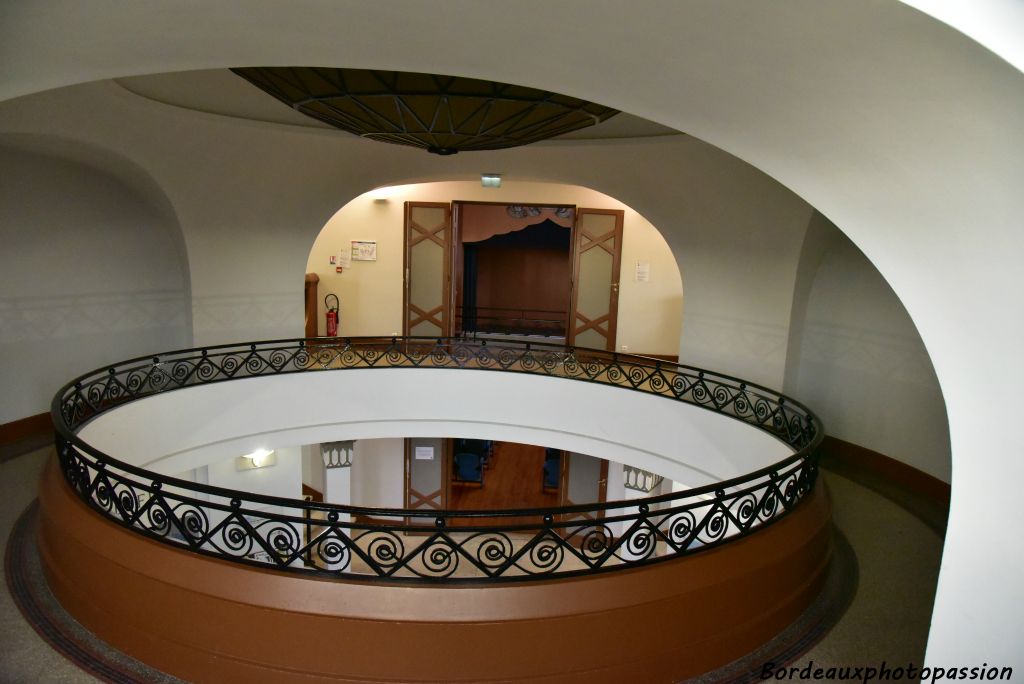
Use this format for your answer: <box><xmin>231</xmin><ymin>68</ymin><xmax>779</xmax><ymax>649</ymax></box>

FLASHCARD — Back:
<box><xmin>230</xmin><ymin>67</ymin><xmax>620</xmax><ymax>155</ymax></box>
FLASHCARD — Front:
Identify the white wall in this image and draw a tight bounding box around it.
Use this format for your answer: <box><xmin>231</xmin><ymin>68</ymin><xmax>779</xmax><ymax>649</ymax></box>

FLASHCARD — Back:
<box><xmin>306</xmin><ymin>181</ymin><xmax>684</xmax><ymax>355</ymax></box>
<box><xmin>206</xmin><ymin>445</ymin><xmax>303</xmax><ymax>503</ymax></box>
<box><xmin>323</xmin><ymin>466</ymin><xmax>351</xmax><ymax>512</ymax></box>
<box><xmin>76</xmin><ymin>369</ymin><xmax>795</xmax><ymax>492</ymax></box>
<box><xmin>351</xmin><ymin>438</ymin><xmax>405</xmax><ymax>509</ymax></box>
<box><xmin>0</xmin><ymin>81</ymin><xmax>810</xmax><ymax>391</ymax></box>
<box><xmin>0</xmin><ymin>142</ymin><xmax>190</xmax><ymax>423</ymax></box>
<box><xmin>785</xmin><ymin>215</ymin><xmax>951</xmax><ymax>482</ymax></box>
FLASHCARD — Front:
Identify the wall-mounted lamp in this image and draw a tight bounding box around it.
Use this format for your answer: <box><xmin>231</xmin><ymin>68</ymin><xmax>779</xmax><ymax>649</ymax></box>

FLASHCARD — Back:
<box><xmin>481</xmin><ymin>173</ymin><xmax>502</xmax><ymax>188</ymax></box>
<box><xmin>370</xmin><ymin>186</ymin><xmax>393</xmax><ymax>203</ymax></box>
<box><xmin>236</xmin><ymin>448</ymin><xmax>277</xmax><ymax>471</ymax></box>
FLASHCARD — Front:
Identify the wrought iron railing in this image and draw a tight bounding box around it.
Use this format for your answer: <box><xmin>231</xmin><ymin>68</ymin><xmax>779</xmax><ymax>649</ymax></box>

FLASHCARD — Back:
<box><xmin>52</xmin><ymin>336</ymin><xmax>822</xmax><ymax>583</ymax></box>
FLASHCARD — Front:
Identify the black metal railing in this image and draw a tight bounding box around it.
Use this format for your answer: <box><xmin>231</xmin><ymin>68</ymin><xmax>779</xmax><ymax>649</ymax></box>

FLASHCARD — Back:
<box><xmin>51</xmin><ymin>336</ymin><xmax>822</xmax><ymax>583</ymax></box>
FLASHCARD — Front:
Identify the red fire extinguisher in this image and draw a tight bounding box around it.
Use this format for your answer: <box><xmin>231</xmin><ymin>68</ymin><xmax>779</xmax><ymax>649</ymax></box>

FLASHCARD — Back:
<box><xmin>324</xmin><ymin>293</ymin><xmax>340</xmax><ymax>337</ymax></box>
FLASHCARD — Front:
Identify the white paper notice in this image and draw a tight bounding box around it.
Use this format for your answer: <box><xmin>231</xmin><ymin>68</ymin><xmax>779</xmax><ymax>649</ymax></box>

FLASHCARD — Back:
<box><xmin>414</xmin><ymin>446</ymin><xmax>435</xmax><ymax>460</ymax></box>
<box><xmin>338</xmin><ymin>250</ymin><xmax>352</xmax><ymax>268</ymax></box>
<box><xmin>635</xmin><ymin>260</ymin><xmax>651</xmax><ymax>282</ymax></box>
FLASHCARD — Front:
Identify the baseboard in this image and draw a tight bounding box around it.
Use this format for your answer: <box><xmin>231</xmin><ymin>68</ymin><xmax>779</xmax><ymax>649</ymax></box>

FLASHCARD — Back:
<box><xmin>818</xmin><ymin>435</ymin><xmax>950</xmax><ymax>507</ymax></box>
<box><xmin>636</xmin><ymin>353</ymin><xmax>680</xmax><ymax>363</ymax></box>
<box><xmin>0</xmin><ymin>412</ymin><xmax>52</xmax><ymax>447</ymax></box>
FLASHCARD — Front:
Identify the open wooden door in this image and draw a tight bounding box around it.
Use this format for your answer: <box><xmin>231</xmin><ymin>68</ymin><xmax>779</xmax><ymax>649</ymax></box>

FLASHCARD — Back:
<box><xmin>403</xmin><ymin>202</ymin><xmax>452</xmax><ymax>337</ymax></box>
<box><xmin>569</xmin><ymin>208</ymin><xmax>624</xmax><ymax>351</ymax></box>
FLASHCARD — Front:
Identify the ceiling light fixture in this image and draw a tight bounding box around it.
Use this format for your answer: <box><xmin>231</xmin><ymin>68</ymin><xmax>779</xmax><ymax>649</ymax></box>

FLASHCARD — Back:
<box><xmin>481</xmin><ymin>173</ymin><xmax>502</xmax><ymax>188</ymax></box>
<box><xmin>231</xmin><ymin>67</ymin><xmax>620</xmax><ymax>155</ymax></box>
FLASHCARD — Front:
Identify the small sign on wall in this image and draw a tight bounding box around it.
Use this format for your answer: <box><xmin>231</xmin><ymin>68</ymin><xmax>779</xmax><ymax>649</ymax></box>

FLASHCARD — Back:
<box><xmin>351</xmin><ymin>240</ymin><xmax>377</xmax><ymax>261</ymax></box>
<box><xmin>414</xmin><ymin>446</ymin><xmax>435</xmax><ymax>460</ymax></box>
<box><xmin>635</xmin><ymin>260</ymin><xmax>651</xmax><ymax>282</ymax></box>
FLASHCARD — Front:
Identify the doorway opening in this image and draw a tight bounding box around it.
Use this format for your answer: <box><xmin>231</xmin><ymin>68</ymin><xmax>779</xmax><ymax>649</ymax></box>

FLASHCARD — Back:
<box><xmin>455</xmin><ymin>203</ymin><xmax>574</xmax><ymax>339</ymax></box>
<box><xmin>304</xmin><ymin>180</ymin><xmax>683</xmax><ymax>361</ymax></box>
<box><xmin>403</xmin><ymin>200</ymin><xmax>625</xmax><ymax>350</ymax></box>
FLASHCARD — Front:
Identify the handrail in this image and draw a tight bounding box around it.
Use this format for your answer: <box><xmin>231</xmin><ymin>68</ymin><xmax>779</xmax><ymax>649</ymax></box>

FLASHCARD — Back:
<box><xmin>51</xmin><ymin>336</ymin><xmax>822</xmax><ymax>583</ymax></box>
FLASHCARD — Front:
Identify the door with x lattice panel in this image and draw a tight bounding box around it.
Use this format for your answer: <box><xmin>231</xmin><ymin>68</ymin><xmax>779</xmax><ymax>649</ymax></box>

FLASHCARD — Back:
<box><xmin>404</xmin><ymin>437</ymin><xmax>450</xmax><ymax>525</ymax></box>
<box><xmin>403</xmin><ymin>202</ymin><xmax>452</xmax><ymax>337</ymax></box>
<box><xmin>569</xmin><ymin>208</ymin><xmax>624</xmax><ymax>351</ymax></box>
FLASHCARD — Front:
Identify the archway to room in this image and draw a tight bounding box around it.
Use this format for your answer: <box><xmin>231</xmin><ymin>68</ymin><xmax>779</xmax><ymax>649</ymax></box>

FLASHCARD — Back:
<box><xmin>302</xmin><ymin>180</ymin><xmax>684</xmax><ymax>518</ymax></box>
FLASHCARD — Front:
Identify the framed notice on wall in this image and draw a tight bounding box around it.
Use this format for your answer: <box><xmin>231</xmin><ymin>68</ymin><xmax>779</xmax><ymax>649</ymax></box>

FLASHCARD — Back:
<box><xmin>351</xmin><ymin>240</ymin><xmax>377</xmax><ymax>261</ymax></box>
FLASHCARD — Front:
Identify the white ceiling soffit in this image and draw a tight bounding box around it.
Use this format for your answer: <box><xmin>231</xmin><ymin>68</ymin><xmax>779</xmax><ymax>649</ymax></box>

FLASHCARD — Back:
<box><xmin>113</xmin><ymin>69</ymin><xmax>681</xmax><ymax>140</ymax></box>
<box><xmin>898</xmin><ymin>0</ymin><xmax>1024</xmax><ymax>74</ymax></box>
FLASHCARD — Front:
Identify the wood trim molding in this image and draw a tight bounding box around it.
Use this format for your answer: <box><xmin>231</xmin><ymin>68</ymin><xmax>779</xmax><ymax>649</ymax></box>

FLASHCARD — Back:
<box><xmin>819</xmin><ymin>435</ymin><xmax>950</xmax><ymax>506</ymax></box>
<box><xmin>301</xmin><ymin>484</ymin><xmax>324</xmax><ymax>503</ymax></box>
<box><xmin>303</xmin><ymin>272</ymin><xmax>319</xmax><ymax>338</ymax></box>
<box><xmin>635</xmin><ymin>353</ymin><xmax>679</xmax><ymax>363</ymax></box>
<box><xmin>0</xmin><ymin>412</ymin><xmax>52</xmax><ymax>446</ymax></box>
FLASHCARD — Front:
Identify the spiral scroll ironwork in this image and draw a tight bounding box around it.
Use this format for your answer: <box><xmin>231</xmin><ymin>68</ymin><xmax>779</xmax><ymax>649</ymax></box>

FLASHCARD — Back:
<box><xmin>51</xmin><ymin>336</ymin><xmax>821</xmax><ymax>583</ymax></box>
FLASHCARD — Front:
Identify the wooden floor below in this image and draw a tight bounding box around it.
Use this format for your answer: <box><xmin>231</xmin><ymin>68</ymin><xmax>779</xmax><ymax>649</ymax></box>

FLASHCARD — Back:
<box><xmin>449</xmin><ymin>441</ymin><xmax>561</xmax><ymax>526</ymax></box>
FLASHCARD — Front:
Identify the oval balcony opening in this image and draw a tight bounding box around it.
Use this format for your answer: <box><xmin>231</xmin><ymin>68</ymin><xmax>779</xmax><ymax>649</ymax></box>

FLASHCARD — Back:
<box><xmin>52</xmin><ymin>336</ymin><xmax>822</xmax><ymax>582</ymax></box>
<box><xmin>39</xmin><ymin>336</ymin><xmax>832</xmax><ymax>683</ymax></box>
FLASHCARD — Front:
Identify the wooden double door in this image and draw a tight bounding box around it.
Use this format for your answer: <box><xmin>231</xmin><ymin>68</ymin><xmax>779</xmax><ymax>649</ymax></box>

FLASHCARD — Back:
<box><xmin>403</xmin><ymin>202</ymin><xmax>624</xmax><ymax>350</ymax></box>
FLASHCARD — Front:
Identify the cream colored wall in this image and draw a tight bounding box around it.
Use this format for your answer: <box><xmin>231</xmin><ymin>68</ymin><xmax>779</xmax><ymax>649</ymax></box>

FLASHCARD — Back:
<box><xmin>305</xmin><ymin>181</ymin><xmax>683</xmax><ymax>356</ymax></box>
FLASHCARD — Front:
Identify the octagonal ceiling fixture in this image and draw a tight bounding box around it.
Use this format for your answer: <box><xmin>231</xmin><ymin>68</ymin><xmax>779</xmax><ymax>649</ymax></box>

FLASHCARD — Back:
<box><xmin>230</xmin><ymin>67</ymin><xmax>620</xmax><ymax>155</ymax></box>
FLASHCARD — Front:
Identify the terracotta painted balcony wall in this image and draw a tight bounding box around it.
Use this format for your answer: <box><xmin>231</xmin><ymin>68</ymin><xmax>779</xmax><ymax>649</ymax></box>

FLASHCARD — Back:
<box><xmin>38</xmin><ymin>456</ymin><xmax>832</xmax><ymax>683</ymax></box>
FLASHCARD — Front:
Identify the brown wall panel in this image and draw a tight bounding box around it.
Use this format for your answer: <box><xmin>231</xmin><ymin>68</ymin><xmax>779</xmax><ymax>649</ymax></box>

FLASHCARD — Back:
<box><xmin>819</xmin><ymin>435</ymin><xmax>950</xmax><ymax>505</ymax></box>
<box><xmin>474</xmin><ymin>246</ymin><xmax>571</xmax><ymax>315</ymax></box>
<box><xmin>0</xmin><ymin>412</ymin><xmax>52</xmax><ymax>445</ymax></box>
<box><xmin>38</xmin><ymin>456</ymin><xmax>831</xmax><ymax>683</ymax></box>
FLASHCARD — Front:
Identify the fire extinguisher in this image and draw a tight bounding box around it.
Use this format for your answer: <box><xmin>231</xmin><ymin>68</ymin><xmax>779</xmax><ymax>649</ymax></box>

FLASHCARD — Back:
<box><xmin>324</xmin><ymin>293</ymin><xmax>340</xmax><ymax>337</ymax></box>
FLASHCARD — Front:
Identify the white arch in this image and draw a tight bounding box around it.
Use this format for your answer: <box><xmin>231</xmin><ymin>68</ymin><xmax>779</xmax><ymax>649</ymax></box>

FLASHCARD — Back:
<box><xmin>305</xmin><ymin>179</ymin><xmax>685</xmax><ymax>355</ymax></box>
<box><xmin>0</xmin><ymin>134</ymin><xmax>193</xmax><ymax>421</ymax></box>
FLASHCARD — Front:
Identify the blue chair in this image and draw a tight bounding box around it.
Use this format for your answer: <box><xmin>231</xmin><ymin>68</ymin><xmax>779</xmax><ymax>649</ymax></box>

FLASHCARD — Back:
<box><xmin>454</xmin><ymin>452</ymin><xmax>484</xmax><ymax>484</ymax></box>
<box><xmin>543</xmin><ymin>449</ymin><xmax>561</xmax><ymax>491</ymax></box>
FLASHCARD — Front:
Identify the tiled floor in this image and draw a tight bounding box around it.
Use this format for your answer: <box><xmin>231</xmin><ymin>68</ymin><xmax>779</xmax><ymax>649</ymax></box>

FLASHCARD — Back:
<box><xmin>0</xmin><ymin>445</ymin><xmax>944</xmax><ymax>683</ymax></box>
<box><xmin>1</xmin><ymin>448</ymin><xmax>95</xmax><ymax>683</ymax></box>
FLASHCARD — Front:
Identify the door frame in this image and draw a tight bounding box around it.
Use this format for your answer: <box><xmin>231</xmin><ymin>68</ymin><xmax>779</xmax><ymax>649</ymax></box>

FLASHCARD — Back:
<box><xmin>568</xmin><ymin>208</ymin><xmax>624</xmax><ymax>351</ymax></box>
<box><xmin>403</xmin><ymin>201</ymin><xmax>454</xmax><ymax>338</ymax></box>
<box><xmin>403</xmin><ymin>437</ymin><xmax>451</xmax><ymax>526</ymax></box>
